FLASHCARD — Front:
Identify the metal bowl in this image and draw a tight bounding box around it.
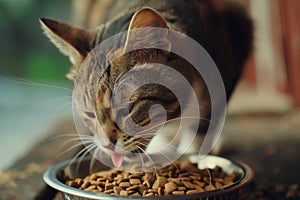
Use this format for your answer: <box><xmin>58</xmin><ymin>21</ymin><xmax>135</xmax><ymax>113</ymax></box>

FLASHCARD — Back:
<box><xmin>43</xmin><ymin>155</ymin><xmax>254</xmax><ymax>200</ymax></box>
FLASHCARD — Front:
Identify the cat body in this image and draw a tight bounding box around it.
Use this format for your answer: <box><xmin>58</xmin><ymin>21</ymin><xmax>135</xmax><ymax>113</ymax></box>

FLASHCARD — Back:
<box><xmin>41</xmin><ymin>0</ymin><xmax>253</xmax><ymax>167</ymax></box>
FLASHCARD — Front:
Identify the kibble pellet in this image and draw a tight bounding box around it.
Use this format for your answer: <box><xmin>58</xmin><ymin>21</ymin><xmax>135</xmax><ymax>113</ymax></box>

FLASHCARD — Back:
<box><xmin>66</xmin><ymin>160</ymin><xmax>239</xmax><ymax>197</ymax></box>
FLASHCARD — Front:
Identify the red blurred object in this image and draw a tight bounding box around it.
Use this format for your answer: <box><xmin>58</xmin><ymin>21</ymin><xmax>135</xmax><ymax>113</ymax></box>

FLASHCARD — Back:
<box><xmin>279</xmin><ymin>0</ymin><xmax>300</xmax><ymax>106</ymax></box>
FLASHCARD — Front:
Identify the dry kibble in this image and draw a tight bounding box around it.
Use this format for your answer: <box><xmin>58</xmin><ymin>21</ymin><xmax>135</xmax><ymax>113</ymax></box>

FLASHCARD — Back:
<box><xmin>215</xmin><ymin>181</ymin><xmax>223</xmax><ymax>189</ymax></box>
<box><xmin>214</xmin><ymin>178</ymin><xmax>224</xmax><ymax>183</ymax></box>
<box><xmin>81</xmin><ymin>181</ymin><xmax>90</xmax><ymax>189</ymax></box>
<box><xmin>179</xmin><ymin>177</ymin><xmax>191</xmax><ymax>181</ymax></box>
<box><xmin>138</xmin><ymin>185</ymin><xmax>148</xmax><ymax>194</ymax></box>
<box><xmin>144</xmin><ymin>173</ymin><xmax>154</xmax><ymax>182</ymax></box>
<box><xmin>177</xmin><ymin>186</ymin><xmax>187</xmax><ymax>191</ymax></box>
<box><xmin>119</xmin><ymin>182</ymin><xmax>130</xmax><ymax>188</ymax></box>
<box><xmin>205</xmin><ymin>184</ymin><xmax>216</xmax><ymax>191</ymax></box>
<box><xmin>126</xmin><ymin>185</ymin><xmax>139</xmax><ymax>191</ymax></box>
<box><xmin>119</xmin><ymin>190</ymin><xmax>128</xmax><ymax>196</ymax></box>
<box><xmin>84</xmin><ymin>185</ymin><xmax>96</xmax><ymax>192</ymax></box>
<box><xmin>129</xmin><ymin>173</ymin><xmax>141</xmax><ymax>179</ymax></box>
<box><xmin>67</xmin><ymin>181</ymin><xmax>79</xmax><ymax>188</ymax></box>
<box><xmin>96</xmin><ymin>186</ymin><xmax>103</xmax><ymax>192</ymax></box>
<box><xmin>148</xmin><ymin>188</ymin><xmax>158</xmax><ymax>193</ymax></box>
<box><xmin>182</xmin><ymin>181</ymin><xmax>195</xmax><ymax>189</ymax></box>
<box><xmin>157</xmin><ymin>176</ymin><xmax>168</xmax><ymax>187</ymax></box>
<box><xmin>105</xmin><ymin>183</ymin><xmax>114</xmax><ymax>190</ymax></box>
<box><xmin>113</xmin><ymin>186</ymin><xmax>122</xmax><ymax>195</ymax></box>
<box><xmin>90</xmin><ymin>174</ymin><xmax>99</xmax><ymax>180</ymax></box>
<box><xmin>190</xmin><ymin>175</ymin><xmax>201</xmax><ymax>180</ymax></box>
<box><xmin>145</xmin><ymin>192</ymin><xmax>155</xmax><ymax>196</ymax></box>
<box><xmin>195</xmin><ymin>185</ymin><xmax>205</xmax><ymax>192</ymax></box>
<box><xmin>153</xmin><ymin>176</ymin><xmax>167</xmax><ymax>189</ymax></box>
<box><xmin>186</xmin><ymin>190</ymin><xmax>199</xmax><ymax>195</ymax></box>
<box><xmin>75</xmin><ymin>178</ymin><xmax>83</xmax><ymax>185</ymax></box>
<box><xmin>194</xmin><ymin>180</ymin><xmax>205</xmax><ymax>187</ymax></box>
<box><xmin>65</xmin><ymin>160</ymin><xmax>239</xmax><ymax>197</ymax></box>
<box><xmin>97</xmin><ymin>177</ymin><xmax>107</xmax><ymax>182</ymax></box>
<box><xmin>165</xmin><ymin>182</ymin><xmax>177</xmax><ymax>194</ymax></box>
<box><xmin>158</xmin><ymin>187</ymin><xmax>164</xmax><ymax>196</ymax></box>
<box><xmin>143</xmin><ymin>179</ymin><xmax>152</xmax><ymax>188</ymax></box>
<box><xmin>168</xmin><ymin>178</ymin><xmax>181</xmax><ymax>185</ymax></box>
<box><xmin>116</xmin><ymin>178</ymin><xmax>125</xmax><ymax>184</ymax></box>
<box><xmin>127</xmin><ymin>190</ymin><xmax>136</xmax><ymax>195</ymax></box>
<box><xmin>103</xmin><ymin>189</ymin><xmax>114</xmax><ymax>194</ymax></box>
<box><xmin>132</xmin><ymin>192</ymin><xmax>140</xmax><ymax>197</ymax></box>
<box><xmin>172</xmin><ymin>190</ymin><xmax>185</xmax><ymax>195</ymax></box>
<box><xmin>129</xmin><ymin>178</ymin><xmax>141</xmax><ymax>185</ymax></box>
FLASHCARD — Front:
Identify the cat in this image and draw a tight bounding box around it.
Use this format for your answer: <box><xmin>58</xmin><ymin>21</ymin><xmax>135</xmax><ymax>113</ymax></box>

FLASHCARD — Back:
<box><xmin>40</xmin><ymin>0</ymin><xmax>253</xmax><ymax>169</ymax></box>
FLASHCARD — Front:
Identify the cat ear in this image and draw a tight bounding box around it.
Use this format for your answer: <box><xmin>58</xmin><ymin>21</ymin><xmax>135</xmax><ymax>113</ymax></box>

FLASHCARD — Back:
<box><xmin>128</xmin><ymin>7</ymin><xmax>168</xmax><ymax>29</ymax></box>
<box><xmin>39</xmin><ymin>18</ymin><xmax>95</xmax><ymax>66</ymax></box>
<box><xmin>124</xmin><ymin>8</ymin><xmax>171</xmax><ymax>62</ymax></box>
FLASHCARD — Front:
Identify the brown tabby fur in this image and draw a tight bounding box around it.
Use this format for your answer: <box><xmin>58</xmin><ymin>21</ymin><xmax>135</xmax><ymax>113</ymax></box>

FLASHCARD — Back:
<box><xmin>36</xmin><ymin>1</ymin><xmax>253</xmax><ymax>199</ymax></box>
<box><xmin>40</xmin><ymin>0</ymin><xmax>253</xmax><ymax>162</ymax></box>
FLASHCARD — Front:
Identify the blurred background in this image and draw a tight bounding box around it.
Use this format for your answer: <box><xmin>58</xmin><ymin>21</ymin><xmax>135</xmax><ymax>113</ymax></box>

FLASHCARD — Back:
<box><xmin>0</xmin><ymin>0</ymin><xmax>299</xmax><ymax>183</ymax></box>
<box><xmin>0</xmin><ymin>0</ymin><xmax>73</xmax><ymax>170</ymax></box>
<box><xmin>229</xmin><ymin>0</ymin><xmax>300</xmax><ymax>113</ymax></box>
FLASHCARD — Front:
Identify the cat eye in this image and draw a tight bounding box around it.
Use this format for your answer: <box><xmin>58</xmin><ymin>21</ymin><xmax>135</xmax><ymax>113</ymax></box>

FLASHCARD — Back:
<box><xmin>114</xmin><ymin>108</ymin><xmax>127</xmax><ymax>126</ymax></box>
<box><xmin>85</xmin><ymin>111</ymin><xmax>95</xmax><ymax>118</ymax></box>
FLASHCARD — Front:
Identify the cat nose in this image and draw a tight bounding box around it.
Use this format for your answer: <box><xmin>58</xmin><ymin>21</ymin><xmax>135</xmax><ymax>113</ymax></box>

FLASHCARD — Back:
<box><xmin>103</xmin><ymin>143</ymin><xmax>114</xmax><ymax>150</ymax></box>
<box><xmin>109</xmin><ymin>130</ymin><xmax>118</xmax><ymax>145</ymax></box>
<box><xmin>98</xmin><ymin>133</ymin><xmax>116</xmax><ymax>149</ymax></box>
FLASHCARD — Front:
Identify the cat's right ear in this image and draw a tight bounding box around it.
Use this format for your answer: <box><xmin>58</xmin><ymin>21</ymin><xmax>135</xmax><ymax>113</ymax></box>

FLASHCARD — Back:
<box><xmin>39</xmin><ymin>18</ymin><xmax>95</xmax><ymax>66</ymax></box>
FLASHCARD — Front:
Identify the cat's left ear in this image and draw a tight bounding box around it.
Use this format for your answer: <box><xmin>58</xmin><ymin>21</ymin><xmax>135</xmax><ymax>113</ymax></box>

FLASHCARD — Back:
<box><xmin>39</xmin><ymin>18</ymin><xmax>95</xmax><ymax>66</ymax></box>
<box><xmin>124</xmin><ymin>8</ymin><xmax>172</xmax><ymax>63</ymax></box>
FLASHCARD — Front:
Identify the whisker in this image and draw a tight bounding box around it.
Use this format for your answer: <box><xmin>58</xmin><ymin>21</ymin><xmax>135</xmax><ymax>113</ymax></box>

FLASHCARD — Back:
<box><xmin>6</xmin><ymin>77</ymin><xmax>73</xmax><ymax>92</ymax></box>
<box><xmin>58</xmin><ymin>142</ymin><xmax>87</xmax><ymax>156</ymax></box>
<box><xmin>132</xmin><ymin>140</ymin><xmax>148</xmax><ymax>148</ymax></box>
<box><xmin>206</xmin><ymin>169</ymin><xmax>212</xmax><ymax>185</ymax></box>
<box><xmin>179</xmin><ymin>116</ymin><xmax>212</xmax><ymax>123</ymax></box>
<box><xmin>130</xmin><ymin>133</ymin><xmax>154</xmax><ymax>140</ymax></box>
<box><xmin>68</xmin><ymin>142</ymin><xmax>96</xmax><ymax>168</ymax></box>
<box><xmin>98</xmin><ymin>74</ymin><xmax>112</xmax><ymax>90</ymax></box>
<box><xmin>89</xmin><ymin>147</ymin><xmax>103</xmax><ymax>173</ymax></box>
<box><xmin>41</xmin><ymin>102</ymin><xmax>72</xmax><ymax>134</ymax></box>
<box><xmin>60</xmin><ymin>137</ymin><xmax>94</xmax><ymax>149</ymax></box>
<box><xmin>49</xmin><ymin>133</ymin><xmax>79</xmax><ymax>141</ymax></box>
<box><xmin>89</xmin><ymin>154</ymin><xmax>96</xmax><ymax>174</ymax></box>
<box><xmin>38</xmin><ymin>96</ymin><xmax>72</xmax><ymax>107</ymax></box>
<box><xmin>157</xmin><ymin>151</ymin><xmax>181</xmax><ymax>172</ymax></box>
<box><xmin>75</xmin><ymin>144</ymin><xmax>97</xmax><ymax>173</ymax></box>
<box><xmin>135</xmin><ymin>116</ymin><xmax>214</xmax><ymax>137</ymax></box>
<box><xmin>138</xmin><ymin>149</ymin><xmax>145</xmax><ymax>171</ymax></box>
<box><xmin>56</xmin><ymin>135</ymin><xmax>93</xmax><ymax>142</ymax></box>
<box><xmin>132</xmin><ymin>117</ymin><xmax>191</xmax><ymax>135</ymax></box>
<box><xmin>137</xmin><ymin>146</ymin><xmax>156</xmax><ymax>172</ymax></box>
<box><xmin>132</xmin><ymin>132</ymin><xmax>157</xmax><ymax>138</ymax></box>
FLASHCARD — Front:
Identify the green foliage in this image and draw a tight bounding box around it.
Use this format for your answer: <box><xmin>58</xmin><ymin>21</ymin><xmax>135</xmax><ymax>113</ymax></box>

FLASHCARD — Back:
<box><xmin>25</xmin><ymin>52</ymin><xmax>69</xmax><ymax>81</ymax></box>
<box><xmin>0</xmin><ymin>0</ymin><xmax>72</xmax><ymax>81</ymax></box>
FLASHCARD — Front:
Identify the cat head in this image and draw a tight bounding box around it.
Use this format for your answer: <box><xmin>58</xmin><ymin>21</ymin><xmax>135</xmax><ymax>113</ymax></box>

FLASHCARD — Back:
<box><xmin>40</xmin><ymin>8</ymin><xmax>180</xmax><ymax>166</ymax></box>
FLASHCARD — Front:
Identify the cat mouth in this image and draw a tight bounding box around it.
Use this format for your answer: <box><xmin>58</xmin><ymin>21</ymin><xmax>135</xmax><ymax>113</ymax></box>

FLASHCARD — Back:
<box><xmin>111</xmin><ymin>147</ymin><xmax>145</xmax><ymax>168</ymax></box>
<box><xmin>111</xmin><ymin>152</ymin><xmax>126</xmax><ymax>168</ymax></box>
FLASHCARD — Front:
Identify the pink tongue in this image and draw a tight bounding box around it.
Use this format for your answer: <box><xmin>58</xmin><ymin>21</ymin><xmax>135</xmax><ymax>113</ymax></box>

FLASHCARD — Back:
<box><xmin>112</xmin><ymin>153</ymin><xmax>125</xmax><ymax>168</ymax></box>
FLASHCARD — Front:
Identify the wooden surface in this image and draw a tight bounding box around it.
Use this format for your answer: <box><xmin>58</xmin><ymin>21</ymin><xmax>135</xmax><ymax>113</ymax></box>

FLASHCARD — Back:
<box><xmin>0</xmin><ymin>118</ymin><xmax>79</xmax><ymax>200</ymax></box>
<box><xmin>0</xmin><ymin>112</ymin><xmax>300</xmax><ymax>199</ymax></box>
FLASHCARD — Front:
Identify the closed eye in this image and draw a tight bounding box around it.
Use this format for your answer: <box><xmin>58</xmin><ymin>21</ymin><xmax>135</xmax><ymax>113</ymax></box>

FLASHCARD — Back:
<box><xmin>115</xmin><ymin>107</ymin><xmax>129</xmax><ymax>125</ymax></box>
<box><xmin>85</xmin><ymin>111</ymin><xmax>95</xmax><ymax>118</ymax></box>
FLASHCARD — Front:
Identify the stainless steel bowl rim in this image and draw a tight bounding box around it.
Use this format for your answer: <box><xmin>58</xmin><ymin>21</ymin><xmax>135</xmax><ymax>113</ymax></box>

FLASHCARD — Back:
<box><xmin>43</xmin><ymin>155</ymin><xmax>254</xmax><ymax>200</ymax></box>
